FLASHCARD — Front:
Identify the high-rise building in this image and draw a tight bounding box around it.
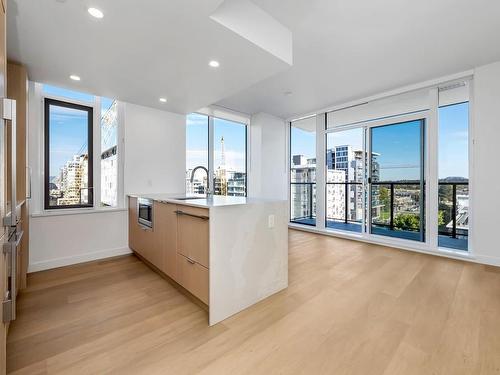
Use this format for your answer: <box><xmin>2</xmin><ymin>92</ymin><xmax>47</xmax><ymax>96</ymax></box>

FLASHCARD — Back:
<box><xmin>290</xmin><ymin>156</ymin><xmax>316</xmax><ymax>221</ymax></box>
<box><xmin>54</xmin><ymin>154</ymin><xmax>89</xmax><ymax>206</ymax></box>
<box><xmin>101</xmin><ymin>145</ymin><xmax>117</xmax><ymax>207</ymax></box>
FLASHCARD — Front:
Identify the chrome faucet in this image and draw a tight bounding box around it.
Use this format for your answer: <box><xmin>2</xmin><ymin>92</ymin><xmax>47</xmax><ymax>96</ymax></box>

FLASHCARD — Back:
<box><xmin>190</xmin><ymin>166</ymin><xmax>212</xmax><ymax>195</ymax></box>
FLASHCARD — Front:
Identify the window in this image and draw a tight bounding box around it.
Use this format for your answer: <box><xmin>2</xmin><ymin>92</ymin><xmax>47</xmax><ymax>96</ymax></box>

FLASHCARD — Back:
<box><xmin>43</xmin><ymin>84</ymin><xmax>94</xmax><ymax>104</ymax></box>
<box><xmin>438</xmin><ymin>83</ymin><xmax>469</xmax><ymax>251</ymax></box>
<box><xmin>44</xmin><ymin>98</ymin><xmax>93</xmax><ymax>209</ymax></box>
<box><xmin>290</xmin><ymin>117</ymin><xmax>316</xmax><ymax>225</ymax></box>
<box><xmin>186</xmin><ymin>113</ymin><xmax>209</xmax><ymax>194</ymax></box>
<box><xmin>100</xmin><ymin>98</ymin><xmax>118</xmax><ymax>207</ymax></box>
<box><xmin>369</xmin><ymin>119</ymin><xmax>425</xmax><ymax>242</ymax></box>
<box><xmin>186</xmin><ymin>113</ymin><xmax>247</xmax><ymax>196</ymax></box>
<box><xmin>213</xmin><ymin>117</ymin><xmax>247</xmax><ymax>197</ymax></box>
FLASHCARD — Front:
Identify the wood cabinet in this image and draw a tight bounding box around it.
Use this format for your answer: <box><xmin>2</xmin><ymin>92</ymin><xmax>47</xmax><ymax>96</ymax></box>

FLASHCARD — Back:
<box><xmin>0</xmin><ymin>1</ymin><xmax>7</xmax><ymax>373</ymax></box>
<box><xmin>155</xmin><ymin>202</ymin><xmax>177</xmax><ymax>279</ymax></box>
<box><xmin>7</xmin><ymin>62</ymin><xmax>29</xmax><ymax>290</ymax></box>
<box><xmin>128</xmin><ymin>197</ymin><xmax>159</xmax><ymax>267</ymax></box>
<box><xmin>176</xmin><ymin>253</ymin><xmax>209</xmax><ymax>304</ymax></box>
<box><xmin>128</xmin><ymin>198</ymin><xmax>210</xmax><ymax>305</ymax></box>
<box><xmin>177</xmin><ymin>206</ymin><xmax>209</xmax><ymax>268</ymax></box>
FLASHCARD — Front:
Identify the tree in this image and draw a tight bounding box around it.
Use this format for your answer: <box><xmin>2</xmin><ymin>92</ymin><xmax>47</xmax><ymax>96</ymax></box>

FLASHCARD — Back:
<box><xmin>438</xmin><ymin>210</ymin><xmax>445</xmax><ymax>226</ymax></box>
<box><xmin>394</xmin><ymin>213</ymin><xmax>420</xmax><ymax>231</ymax></box>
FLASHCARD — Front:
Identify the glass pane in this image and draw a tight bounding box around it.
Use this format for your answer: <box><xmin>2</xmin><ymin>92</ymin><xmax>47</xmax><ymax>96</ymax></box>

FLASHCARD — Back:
<box><xmin>186</xmin><ymin>113</ymin><xmax>209</xmax><ymax>194</ymax></box>
<box><xmin>290</xmin><ymin>117</ymin><xmax>316</xmax><ymax>225</ymax></box>
<box><xmin>43</xmin><ymin>84</ymin><xmax>94</xmax><ymax>104</ymax></box>
<box><xmin>47</xmin><ymin>102</ymin><xmax>92</xmax><ymax>208</ymax></box>
<box><xmin>100</xmin><ymin>98</ymin><xmax>118</xmax><ymax>207</ymax></box>
<box><xmin>326</xmin><ymin>128</ymin><xmax>364</xmax><ymax>233</ymax></box>
<box><xmin>370</xmin><ymin>120</ymin><xmax>425</xmax><ymax>242</ymax></box>
<box><xmin>438</xmin><ymin>101</ymin><xmax>469</xmax><ymax>251</ymax></box>
<box><xmin>213</xmin><ymin>117</ymin><xmax>247</xmax><ymax>197</ymax></box>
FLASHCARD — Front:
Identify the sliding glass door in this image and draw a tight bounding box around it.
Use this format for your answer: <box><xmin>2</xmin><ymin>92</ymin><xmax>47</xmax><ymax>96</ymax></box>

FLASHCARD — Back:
<box><xmin>369</xmin><ymin>119</ymin><xmax>425</xmax><ymax>242</ymax></box>
<box><xmin>323</xmin><ymin>116</ymin><xmax>426</xmax><ymax>242</ymax></box>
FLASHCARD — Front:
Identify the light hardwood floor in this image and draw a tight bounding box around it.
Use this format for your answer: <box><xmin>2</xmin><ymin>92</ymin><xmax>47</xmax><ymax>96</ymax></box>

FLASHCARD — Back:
<box><xmin>7</xmin><ymin>230</ymin><xmax>500</xmax><ymax>374</ymax></box>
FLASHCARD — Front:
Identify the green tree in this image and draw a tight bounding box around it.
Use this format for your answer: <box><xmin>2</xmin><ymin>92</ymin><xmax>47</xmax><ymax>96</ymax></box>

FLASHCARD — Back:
<box><xmin>438</xmin><ymin>210</ymin><xmax>445</xmax><ymax>226</ymax></box>
<box><xmin>394</xmin><ymin>213</ymin><xmax>420</xmax><ymax>231</ymax></box>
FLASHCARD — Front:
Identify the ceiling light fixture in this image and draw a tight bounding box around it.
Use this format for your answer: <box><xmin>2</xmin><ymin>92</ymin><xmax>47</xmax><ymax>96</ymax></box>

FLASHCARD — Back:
<box><xmin>69</xmin><ymin>75</ymin><xmax>81</xmax><ymax>81</ymax></box>
<box><xmin>209</xmin><ymin>60</ymin><xmax>220</xmax><ymax>68</ymax></box>
<box><xmin>88</xmin><ymin>7</ymin><xmax>104</xmax><ymax>19</ymax></box>
<box><xmin>159</xmin><ymin>97</ymin><xmax>167</xmax><ymax>103</ymax></box>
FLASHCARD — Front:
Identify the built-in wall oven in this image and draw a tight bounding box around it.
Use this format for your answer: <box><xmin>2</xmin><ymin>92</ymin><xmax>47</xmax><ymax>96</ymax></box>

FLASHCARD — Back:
<box><xmin>137</xmin><ymin>198</ymin><xmax>153</xmax><ymax>228</ymax></box>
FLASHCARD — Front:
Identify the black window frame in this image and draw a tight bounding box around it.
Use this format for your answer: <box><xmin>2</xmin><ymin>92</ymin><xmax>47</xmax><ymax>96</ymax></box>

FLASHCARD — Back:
<box><xmin>44</xmin><ymin>98</ymin><xmax>94</xmax><ymax>210</ymax></box>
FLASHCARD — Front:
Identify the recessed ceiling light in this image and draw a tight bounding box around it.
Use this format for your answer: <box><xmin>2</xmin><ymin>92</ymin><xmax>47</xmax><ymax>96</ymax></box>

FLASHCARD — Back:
<box><xmin>209</xmin><ymin>60</ymin><xmax>220</xmax><ymax>68</ymax></box>
<box><xmin>88</xmin><ymin>7</ymin><xmax>104</xmax><ymax>19</ymax></box>
<box><xmin>159</xmin><ymin>97</ymin><xmax>167</xmax><ymax>103</ymax></box>
<box><xmin>70</xmin><ymin>75</ymin><xmax>81</xmax><ymax>81</ymax></box>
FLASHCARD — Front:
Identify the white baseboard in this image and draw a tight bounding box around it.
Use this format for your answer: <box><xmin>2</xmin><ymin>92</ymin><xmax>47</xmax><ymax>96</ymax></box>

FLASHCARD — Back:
<box><xmin>28</xmin><ymin>247</ymin><xmax>133</xmax><ymax>273</ymax></box>
<box><xmin>289</xmin><ymin>224</ymin><xmax>500</xmax><ymax>268</ymax></box>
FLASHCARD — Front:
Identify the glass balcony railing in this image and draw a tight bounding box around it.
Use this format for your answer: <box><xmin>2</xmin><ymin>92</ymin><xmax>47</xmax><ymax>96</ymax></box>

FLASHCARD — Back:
<box><xmin>326</xmin><ymin>182</ymin><xmax>363</xmax><ymax>233</ymax></box>
<box><xmin>290</xmin><ymin>182</ymin><xmax>316</xmax><ymax>226</ymax></box>
<box><xmin>291</xmin><ymin>180</ymin><xmax>468</xmax><ymax>251</ymax></box>
<box><xmin>438</xmin><ymin>182</ymin><xmax>468</xmax><ymax>251</ymax></box>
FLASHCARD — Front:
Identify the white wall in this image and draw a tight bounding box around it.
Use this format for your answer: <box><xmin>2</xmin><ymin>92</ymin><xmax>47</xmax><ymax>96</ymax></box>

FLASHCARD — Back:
<box><xmin>248</xmin><ymin>112</ymin><xmax>287</xmax><ymax>200</ymax></box>
<box><xmin>471</xmin><ymin>61</ymin><xmax>500</xmax><ymax>266</ymax></box>
<box><xmin>29</xmin><ymin>211</ymin><xmax>129</xmax><ymax>272</ymax></box>
<box><xmin>123</xmin><ymin>103</ymin><xmax>185</xmax><ymax>195</ymax></box>
<box><xmin>27</xmin><ymin>84</ymin><xmax>186</xmax><ymax>272</ymax></box>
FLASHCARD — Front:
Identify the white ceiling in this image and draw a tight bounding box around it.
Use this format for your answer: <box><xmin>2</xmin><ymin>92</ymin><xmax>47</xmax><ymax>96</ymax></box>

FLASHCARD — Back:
<box><xmin>218</xmin><ymin>0</ymin><xmax>500</xmax><ymax>119</ymax></box>
<box><xmin>7</xmin><ymin>0</ymin><xmax>290</xmax><ymax>114</ymax></box>
<box><xmin>8</xmin><ymin>0</ymin><xmax>500</xmax><ymax>119</ymax></box>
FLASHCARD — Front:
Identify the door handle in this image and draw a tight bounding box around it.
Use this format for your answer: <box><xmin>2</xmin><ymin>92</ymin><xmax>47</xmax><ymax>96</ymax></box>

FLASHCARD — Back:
<box><xmin>2</xmin><ymin>98</ymin><xmax>18</xmax><ymax>227</ymax></box>
<box><xmin>186</xmin><ymin>257</ymin><xmax>196</xmax><ymax>265</ymax></box>
<box><xmin>2</xmin><ymin>230</ymin><xmax>21</xmax><ymax>323</ymax></box>
<box><xmin>174</xmin><ymin>210</ymin><xmax>209</xmax><ymax>220</ymax></box>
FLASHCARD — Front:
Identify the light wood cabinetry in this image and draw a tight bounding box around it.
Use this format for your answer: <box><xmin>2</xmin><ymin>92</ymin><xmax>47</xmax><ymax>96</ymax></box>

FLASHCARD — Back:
<box><xmin>176</xmin><ymin>253</ymin><xmax>209</xmax><ymax>304</ymax></box>
<box><xmin>7</xmin><ymin>62</ymin><xmax>29</xmax><ymax>290</ymax></box>
<box><xmin>128</xmin><ymin>197</ymin><xmax>158</xmax><ymax>266</ymax></box>
<box><xmin>128</xmin><ymin>198</ymin><xmax>209</xmax><ymax>305</ymax></box>
<box><xmin>177</xmin><ymin>206</ymin><xmax>209</xmax><ymax>268</ymax></box>
<box><xmin>0</xmin><ymin>1</ymin><xmax>7</xmax><ymax>373</ymax></box>
<box><xmin>155</xmin><ymin>202</ymin><xmax>177</xmax><ymax>279</ymax></box>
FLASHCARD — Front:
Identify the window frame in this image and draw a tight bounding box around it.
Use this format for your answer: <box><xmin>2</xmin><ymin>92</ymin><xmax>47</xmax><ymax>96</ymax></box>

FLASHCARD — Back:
<box><xmin>287</xmin><ymin>76</ymin><xmax>474</xmax><ymax>259</ymax></box>
<box><xmin>186</xmin><ymin>112</ymin><xmax>249</xmax><ymax>197</ymax></box>
<box><xmin>44</xmin><ymin>97</ymin><xmax>94</xmax><ymax>210</ymax></box>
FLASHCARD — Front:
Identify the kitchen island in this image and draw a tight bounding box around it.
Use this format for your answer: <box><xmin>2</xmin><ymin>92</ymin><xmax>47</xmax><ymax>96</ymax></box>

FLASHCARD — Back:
<box><xmin>128</xmin><ymin>194</ymin><xmax>288</xmax><ymax>325</ymax></box>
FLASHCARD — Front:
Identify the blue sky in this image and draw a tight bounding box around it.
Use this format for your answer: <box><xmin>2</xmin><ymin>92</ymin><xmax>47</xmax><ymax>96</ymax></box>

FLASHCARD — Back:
<box><xmin>45</xmin><ymin>85</ymin><xmax>115</xmax><ymax>177</ymax></box>
<box><xmin>186</xmin><ymin>114</ymin><xmax>246</xmax><ymax>171</ymax></box>
<box><xmin>292</xmin><ymin>102</ymin><xmax>469</xmax><ymax>180</ymax></box>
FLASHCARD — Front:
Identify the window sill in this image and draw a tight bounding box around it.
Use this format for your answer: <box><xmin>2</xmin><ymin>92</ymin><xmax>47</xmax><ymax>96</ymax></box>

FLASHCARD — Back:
<box><xmin>31</xmin><ymin>207</ymin><xmax>127</xmax><ymax>218</ymax></box>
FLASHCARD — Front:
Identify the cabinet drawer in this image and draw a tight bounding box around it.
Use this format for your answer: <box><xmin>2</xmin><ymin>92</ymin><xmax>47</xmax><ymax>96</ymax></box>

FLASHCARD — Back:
<box><xmin>176</xmin><ymin>254</ymin><xmax>209</xmax><ymax>305</ymax></box>
<box><xmin>177</xmin><ymin>206</ymin><xmax>209</xmax><ymax>268</ymax></box>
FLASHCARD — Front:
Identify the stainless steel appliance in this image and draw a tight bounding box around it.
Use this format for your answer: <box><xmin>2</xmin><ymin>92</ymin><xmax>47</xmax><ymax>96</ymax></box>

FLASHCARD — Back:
<box><xmin>2</xmin><ymin>98</ymin><xmax>22</xmax><ymax>323</ymax></box>
<box><xmin>137</xmin><ymin>198</ymin><xmax>153</xmax><ymax>228</ymax></box>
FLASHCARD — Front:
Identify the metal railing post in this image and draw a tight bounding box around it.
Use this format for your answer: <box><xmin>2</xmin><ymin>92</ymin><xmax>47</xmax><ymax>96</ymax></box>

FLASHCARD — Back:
<box><xmin>452</xmin><ymin>183</ymin><xmax>457</xmax><ymax>239</ymax></box>
<box><xmin>309</xmin><ymin>183</ymin><xmax>313</xmax><ymax>219</ymax></box>
<box><xmin>344</xmin><ymin>182</ymin><xmax>348</xmax><ymax>224</ymax></box>
<box><xmin>390</xmin><ymin>183</ymin><xmax>394</xmax><ymax>230</ymax></box>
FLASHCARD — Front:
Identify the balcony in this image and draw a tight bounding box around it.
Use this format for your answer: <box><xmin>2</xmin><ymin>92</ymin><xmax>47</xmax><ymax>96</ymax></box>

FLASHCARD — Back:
<box><xmin>291</xmin><ymin>181</ymin><xmax>468</xmax><ymax>251</ymax></box>
<box><xmin>290</xmin><ymin>182</ymin><xmax>316</xmax><ymax>226</ymax></box>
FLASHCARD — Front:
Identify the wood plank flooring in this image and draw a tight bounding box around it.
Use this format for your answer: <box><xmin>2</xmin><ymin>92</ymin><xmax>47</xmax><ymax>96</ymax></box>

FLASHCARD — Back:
<box><xmin>7</xmin><ymin>230</ymin><xmax>500</xmax><ymax>374</ymax></box>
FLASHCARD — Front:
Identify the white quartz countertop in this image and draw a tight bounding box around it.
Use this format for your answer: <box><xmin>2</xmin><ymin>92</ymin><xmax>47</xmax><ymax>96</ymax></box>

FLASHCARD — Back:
<box><xmin>128</xmin><ymin>193</ymin><xmax>284</xmax><ymax>208</ymax></box>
